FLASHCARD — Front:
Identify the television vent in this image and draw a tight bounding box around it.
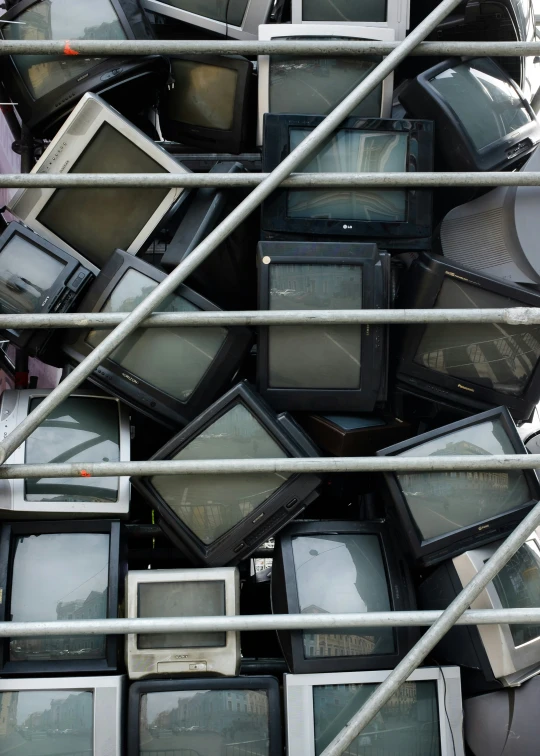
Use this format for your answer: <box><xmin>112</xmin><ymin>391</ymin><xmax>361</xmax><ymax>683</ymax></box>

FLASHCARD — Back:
<box><xmin>66</xmin><ymin>97</ymin><xmax>103</xmax><ymax>137</ymax></box>
<box><xmin>441</xmin><ymin>207</ymin><xmax>511</xmax><ymax>270</ymax></box>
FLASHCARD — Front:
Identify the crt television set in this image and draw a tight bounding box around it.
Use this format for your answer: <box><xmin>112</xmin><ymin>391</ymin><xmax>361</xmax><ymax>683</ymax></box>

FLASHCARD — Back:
<box><xmin>126</xmin><ymin>567</ymin><xmax>240</xmax><ymax>679</ymax></box>
<box><xmin>140</xmin><ymin>0</ymin><xmax>275</xmax><ymax>39</ymax></box>
<box><xmin>131</xmin><ymin>381</ymin><xmax>322</xmax><ymax>567</ymax></box>
<box><xmin>377</xmin><ymin>406</ymin><xmax>540</xmax><ymax>566</ymax></box>
<box><xmin>399</xmin><ymin>57</ymin><xmax>540</xmax><ymax>172</ymax></box>
<box><xmin>297</xmin><ymin>413</ymin><xmax>413</xmax><ymax>456</ymax></box>
<box><xmin>7</xmin><ymin>92</ymin><xmax>190</xmax><ymax>275</ymax></box>
<box><xmin>291</xmin><ymin>0</ymin><xmax>409</xmax><ymax>39</ymax></box>
<box><xmin>257</xmin><ymin>241</ymin><xmax>390</xmax><ymax>412</ymax></box>
<box><xmin>284</xmin><ymin>666</ymin><xmax>464</xmax><ymax>756</ymax></box>
<box><xmin>62</xmin><ymin>249</ymin><xmax>253</xmax><ymax>430</ymax></box>
<box><xmin>271</xmin><ymin>520</ymin><xmax>418</xmax><ymax>674</ymax></box>
<box><xmin>419</xmin><ymin>526</ymin><xmax>540</xmax><ymax>688</ymax></box>
<box><xmin>261</xmin><ymin>114</ymin><xmax>434</xmax><ymax>250</ymax></box>
<box><xmin>0</xmin><ymin>389</ymin><xmax>130</xmax><ymax>517</ymax></box>
<box><xmin>0</xmin><ymin>519</ymin><xmax>120</xmax><ymax>675</ymax></box>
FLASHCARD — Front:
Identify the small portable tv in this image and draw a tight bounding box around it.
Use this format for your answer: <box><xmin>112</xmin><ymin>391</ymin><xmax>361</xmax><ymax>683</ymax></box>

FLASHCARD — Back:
<box><xmin>126</xmin><ymin>567</ymin><xmax>240</xmax><ymax>679</ymax></box>
<box><xmin>128</xmin><ymin>677</ymin><xmax>282</xmax><ymax>756</ymax></box>
<box><xmin>298</xmin><ymin>413</ymin><xmax>413</xmax><ymax>456</ymax></box>
<box><xmin>272</xmin><ymin>520</ymin><xmax>418</xmax><ymax>674</ymax></box>
<box><xmin>141</xmin><ymin>0</ymin><xmax>275</xmax><ymax>39</ymax></box>
<box><xmin>257</xmin><ymin>241</ymin><xmax>390</xmax><ymax>412</ymax></box>
<box><xmin>377</xmin><ymin>406</ymin><xmax>540</xmax><ymax>566</ymax></box>
<box><xmin>291</xmin><ymin>0</ymin><xmax>410</xmax><ymax>39</ymax></box>
<box><xmin>394</xmin><ymin>253</ymin><xmax>540</xmax><ymax>421</ymax></box>
<box><xmin>62</xmin><ymin>249</ymin><xmax>252</xmax><ymax>430</ymax></box>
<box><xmin>0</xmin><ymin>389</ymin><xmax>130</xmax><ymax>517</ymax></box>
<box><xmin>131</xmin><ymin>381</ymin><xmax>322</xmax><ymax>566</ymax></box>
<box><xmin>257</xmin><ymin>24</ymin><xmax>395</xmax><ymax>145</ymax></box>
<box><xmin>0</xmin><ymin>675</ymin><xmax>124</xmax><ymax>755</ymax></box>
<box><xmin>399</xmin><ymin>57</ymin><xmax>540</xmax><ymax>172</ymax></box>
<box><xmin>284</xmin><ymin>666</ymin><xmax>464</xmax><ymax>756</ymax></box>
<box><xmin>7</xmin><ymin>92</ymin><xmax>190</xmax><ymax>274</ymax></box>
<box><xmin>261</xmin><ymin>114</ymin><xmax>433</xmax><ymax>250</ymax></box>
<box><xmin>419</xmin><ymin>526</ymin><xmax>540</xmax><ymax>688</ymax></box>
<box><xmin>0</xmin><ymin>519</ymin><xmax>120</xmax><ymax>675</ymax></box>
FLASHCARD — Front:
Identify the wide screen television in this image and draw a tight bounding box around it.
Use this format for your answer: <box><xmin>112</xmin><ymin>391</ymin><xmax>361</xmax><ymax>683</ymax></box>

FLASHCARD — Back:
<box><xmin>394</xmin><ymin>253</ymin><xmax>540</xmax><ymax>421</ymax></box>
<box><xmin>131</xmin><ymin>381</ymin><xmax>322</xmax><ymax>566</ymax></box>
<box><xmin>272</xmin><ymin>520</ymin><xmax>418</xmax><ymax>674</ymax></box>
<box><xmin>62</xmin><ymin>249</ymin><xmax>252</xmax><ymax>430</ymax></box>
<box><xmin>298</xmin><ymin>413</ymin><xmax>414</xmax><ymax>456</ymax></box>
<box><xmin>376</xmin><ymin>406</ymin><xmax>540</xmax><ymax>566</ymax></box>
<box><xmin>257</xmin><ymin>24</ymin><xmax>395</xmax><ymax>145</ymax></box>
<box><xmin>7</xmin><ymin>92</ymin><xmax>190</xmax><ymax>275</ymax></box>
<box><xmin>126</xmin><ymin>567</ymin><xmax>240</xmax><ymax>679</ymax></box>
<box><xmin>399</xmin><ymin>57</ymin><xmax>540</xmax><ymax>172</ymax></box>
<box><xmin>0</xmin><ymin>389</ymin><xmax>130</xmax><ymax>517</ymax></box>
<box><xmin>0</xmin><ymin>519</ymin><xmax>120</xmax><ymax>675</ymax></box>
<box><xmin>284</xmin><ymin>667</ymin><xmax>464</xmax><ymax>756</ymax></box>
<box><xmin>141</xmin><ymin>0</ymin><xmax>275</xmax><ymax>39</ymax></box>
<box><xmin>419</xmin><ymin>526</ymin><xmax>540</xmax><ymax>688</ymax></box>
<box><xmin>257</xmin><ymin>241</ymin><xmax>390</xmax><ymax>412</ymax></box>
<box><xmin>261</xmin><ymin>114</ymin><xmax>433</xmax><ymax>250</ymax></box>
<box><xmin>291</xmin><ymin>0</ymin><xmax>409</xmax><ymax>38</ymax></box>
<box><xmin>0</xmin><ymin>675</ymin><xmax>124</xmax><ymax>755</ymax></box>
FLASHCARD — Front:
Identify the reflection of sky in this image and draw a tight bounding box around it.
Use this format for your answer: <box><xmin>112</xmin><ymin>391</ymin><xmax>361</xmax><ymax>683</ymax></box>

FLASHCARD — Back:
<box><xmin>10</xmin><ymin>691</ymin><xmax>87</xmax><ymax>726</ymax></box>
<box><xmin>146</xmin><ymin>691</ymin><xmax>208</xmax><ymax>724</ymax></box>
<box><xmin>398</xmin><ymin>420</ymin><xmax>513</xmax><ymax>458</ymax></box>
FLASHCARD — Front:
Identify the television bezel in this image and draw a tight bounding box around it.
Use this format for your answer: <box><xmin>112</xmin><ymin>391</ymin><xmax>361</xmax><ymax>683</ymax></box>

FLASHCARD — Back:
<box><xmin>62</xmin><ymin>248</ymin><xmax>252</xmax><ymax>430</ymax></box>
<box><xmin>290</xmin><ymin>0</ymin><xmax>410</xmax><ymax>39</ymax></box>
<box><xmin>130</xmin><ymin>381</ymin><xmax>322</xmax><ymax>567</ymax></box>
<box><xmin>376</xmin><ymin>405</ymin><xmax>540</xmax><ymax>566</ymax></box>
<box><xmin>0</xmin><ymin>519</ymin><xmax>121</xmax><ymax>675</ymax></box>
<box><xmin>125</xmin><ymin>567</ymin><xmax>241</xmax><ymax>679</ymax></box>
<box><xmin>256</xmin><ymin>241</ymin><xmax>389</xmax><ymax>412</ymax></box>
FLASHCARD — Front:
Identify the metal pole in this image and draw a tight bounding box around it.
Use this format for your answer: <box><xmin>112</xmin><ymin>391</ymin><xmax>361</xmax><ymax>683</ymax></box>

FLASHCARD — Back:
<box><xmin>0</xmin><ymin>0</ymin><xmax>464</xmax><ymax>467</ymax></box>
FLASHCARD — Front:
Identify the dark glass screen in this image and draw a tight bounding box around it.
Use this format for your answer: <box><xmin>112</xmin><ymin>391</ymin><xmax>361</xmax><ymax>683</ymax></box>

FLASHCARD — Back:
<box><xmin>168</xmin><ymin>60</ymin><xmax>238</xmax><ymax>130</ymax></box>
<box><xmin>302</xmin><ymin>0</ymin><xmax>388</xmax><ymax>21</ymax></box>
<box><xmin>0</xmin><ymin>235</ymin><xmax>64</xmax><ymax>315</ymax></box>
<box><xmin>492</xmin><ymin>540</ymin><xmax>540</xmax><ymax>646</ymax></box>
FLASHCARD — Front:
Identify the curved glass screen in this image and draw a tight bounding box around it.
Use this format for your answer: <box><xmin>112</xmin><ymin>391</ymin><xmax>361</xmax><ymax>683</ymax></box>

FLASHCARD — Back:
<box><xmin>168</xmin><ymin>60</ymin><xmax>238</xmax><ymax>130</ymax></box>
<box><xmin>0</xmin><ymin>235</ymin><xmax>64</xmax><ymax>315</ymax></box>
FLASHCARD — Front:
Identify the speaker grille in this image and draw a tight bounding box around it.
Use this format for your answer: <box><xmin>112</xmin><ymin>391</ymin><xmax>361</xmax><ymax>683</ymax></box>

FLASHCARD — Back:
<box><xmin>441</xmin><ymin>207</ymin><xmax>511</xmax><ymax>270</ymax></box>
<box><xmin>65</xmin><ymin>96</ymin><xmax>103</xmax><ymax>137</ymax></box>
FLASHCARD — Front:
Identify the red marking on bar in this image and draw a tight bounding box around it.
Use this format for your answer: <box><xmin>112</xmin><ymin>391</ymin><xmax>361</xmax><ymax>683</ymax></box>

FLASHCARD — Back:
<box><xmin>64</xmin><ymin>41</ymin><xmax>79</xmax><ymax>56</ymax></box>
<box><xmin>80</xmin><ymin>470</ymin><xmax>91</xmax><ymax>477</ymax></box>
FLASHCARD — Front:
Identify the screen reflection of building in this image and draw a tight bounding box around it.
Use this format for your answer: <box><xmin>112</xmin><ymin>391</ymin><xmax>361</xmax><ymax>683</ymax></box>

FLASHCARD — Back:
<box><xmin>316</xmin><ymin>681</ymin><xmax>418</xmax><ymax>729</ymax></box>
<box><xmin>303</xmin><ymin>606</ymin><xmax>377</xmax><ymax>657</ymax></box>
<box><xmin>0</xmin><ymin>693</ymin><xmax>17</xmax><ymax>737</ymax></box>
<box><xmin>19</xmin><ymin>692</ymin><xmax>91</xmax><ymax>733</ymax></box>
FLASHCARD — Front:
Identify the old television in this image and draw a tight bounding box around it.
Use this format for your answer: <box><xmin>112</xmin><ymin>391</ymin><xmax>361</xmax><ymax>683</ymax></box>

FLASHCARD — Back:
<box><xmin>399</xmin><ymin>57</ymin><xmax>540</xmax><ymax>172</ymax></box>
<box><xmin>0</xmin><ymin>519</ymin><xmax>120</xmax><ymax>675</ymax></box>
<box><xmin>62</xmin><ymin>249</ymin><xmax>253</xmax><ymax>430</ymax></box>
<box><xmin>126</xmin><ymin>567</ymin><xmax>240</xmax><ymax>679</ymax></box>
<box><xmin>419</xmin><ymin>526</ymin><xmax>540</xmax><ymax>688</ymax></box>
<box><xmin>291</xmin><ymin>0</ymin><xmax>410</xmax><ymax>39</ymax></box>
<box><xmin>261</xmin><ymin>114</ymin><xmax>434</xmax><ymax>250</ymax></box>
<box><xmin>0</xmin><ymin>675</ymin><xmax>124</xmax><ymax>755</ymax></box>
<box><xmin>0</xmin><ymin>0</ymin><xmax>167</xmax><ymax>137</ymax></box>
<box><xmin>0</xmin><ymin>222</ymin><xmax>93</xmax><ymax>360</ymax></box>
<box><xmin>0</xmin><ymin>389</ymin><xmax>130</xmax><ymax>517</ymax></box>
<box><xmin>128</xmin><ymin>677</ymin><xmax>282</xmax><ymax>756</ymax></box>
<box><xmin>131</xmin><ymin>381</ymin><xmax>322</xmax><ymax>567</ymax></box>
<box><xmin>7</xmin><ymin>92</ymin><xmax>190</xmax><ymax>275</ymax></box>
<box><xmin>140</xmin><ymin>0</ymin><xmax>275</xmax><ymax>39</ymax></box>
<box><xmin>284</xmin><ymin>666</ymin><xmax>464</xmax><ymax>756</ymax></box>
<box><xmin>297</xmin><ymin>413</ymin><xmax>413</xmax><ymax>456</ymax></box>
<box><xmin>257</xmin><ymin>24</ymin><xmax>395</xmax><ymax>145</ymax></box>
<box><xmin>257</xmin><ymin>241</ymin><xmax>390</xmax><ymax>412</ymax></box>
<box><xmin>160</xmin><ymin>55</ymin><xmax>255</xmax><ymax>152</ymax></box>
<box><xmin>376</xmin><ymin>406</ymin><xmax>540</xmax><ymax>567</ymax></box>
<box><xmin>271</xmin><ymin>520</ymin><xmax>418</xmax><ymax>674</ymax></box>
<box><xmin>394</xmin><ymin>253</ymin><xmax>540</xmax><ymax>422</ymax></box>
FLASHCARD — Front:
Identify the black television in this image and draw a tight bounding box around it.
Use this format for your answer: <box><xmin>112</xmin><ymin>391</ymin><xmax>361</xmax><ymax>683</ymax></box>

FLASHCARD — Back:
<box><xmin>297</xmin><ymin>413</ymin><xmax>414</xmax><ymax>456</ymax></box>
<box><xmin>131</xmin><ymin>381</ymin><xmax>322</xmax><ymax>567</ymax></box>
<box><xmin>0</xmin><ymin>519</ymin><xmax>120</xmax><ymax>676</ymax></box>
<box><xmin>399</xmin><ymin>57</ymin><xmax>540</xmax><ymax>172</ymax></box>
<box><xmin>62</xmin><ymin>249</ymin><xmax>253</xmax><ymax>430</ymax></box>
<box><xmin>261</xmin><ymin>114</ymin><xmax>434</xmax><ymax>250</ymax></box>
<box><xmin>256</xmin><ymin>241</ymin><xmax>390</xmax><ymax>412</ymax></box>
<box><xmin>271</xmin><ymin>520</ymin><xmax>419</xmax><ymax>674</ymax></box>
<box><xmin>376</xmin><ymin>406</ymin><xmax>540</xmax><ymax>566</ymax></box>
<box><xmin>394</xmin><ymin>252</ymin><xmax>540</xmax><ymax>422</ymax></box>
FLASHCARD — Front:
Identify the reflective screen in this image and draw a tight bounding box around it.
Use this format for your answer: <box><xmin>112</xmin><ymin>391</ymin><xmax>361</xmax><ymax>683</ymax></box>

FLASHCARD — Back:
<box><xmin>268</xmin><ymin>264</ymin><xmax>362</xmax><ymax>388</ymax></box>
<box><xmin>288</xmin><ymin>128</ymin><xmax>408</xmax><ymax>221</ymax></box>
<box><xmin>159</xmin><ymin>0</ymin><xmax>248</xmax><ymax>25</ymax></box>
<box><xmin>0</xmin><ymin>690</ymin><xmax>93</xmax><ymax>756</ymax></box>
<box><xmin>0</xmin><ymin>235</ymin><xmax>64</xmax><ymax>315</ymax></box>
<box><xmin>151</xmin><ymin>403</ymin><xmax>290</xmax><ymax>545</ymax></box>
<box><xmin>292</xmin><ymin>534</ymin><xmax>395</xmax><ymax>658</ymax></box>
<box><xmin>414</xmin><ymin>278</ymin><xmax>540</xmax><ymax>396</ymax></box>
<box><xmin>313</xmin><ymin>681</ymin><xmax>440</xmax><ymax>755</ymax></box>
<box><xmin>430</xmin><ymin>59</ymin><xmax>531</xmax><ymax>150</ymax></box>
<box><xmin>3</xmin><ymin>0</ymin><xmax>125</xmax><ymax>99</ymax></box>
<box><xmin>168</xmin><ymin>60</ymin><xmax>238</xmax><ymax>130</ymax></box>
<box><xmin>86</xmin><ymin>269</ymin><xmax>227</xmax><ymax>400</ymax></box>
<box><xmin>140</xmin><ymin>689</ymin><xmax>270</xmax><ymax>755</ymax></box>
<box><xmin>24</xmin><ymin>396</ymin><xmax>120</xmax><ymax>502</ymax></box>
<box><xmin>9</xmin><ymin>532</ymin><xmax>109</xmax><ymax>661</ymax></box>
<box><xmin>492</xmin><ymin>540</ymin><xmax>540</xmax><ymax>646</ymax></box>
<box><xmin>37</xmin><ymin>124</ymin><xmax>171</xmax><ymax>268</ymax></box>
<box><xmin>138</xmin><ymin>581</ymin><xmax>226</xmax><ymax>649</ymax></box>
<box><xmin>396</xmin><ymin>418</ymin><xmax>532</xmax><ymax>540</ymax></box>
<box><xmin>302</xmin><ymin>0</ymin><xmax>388</xmax><ymax>21</ymax></box>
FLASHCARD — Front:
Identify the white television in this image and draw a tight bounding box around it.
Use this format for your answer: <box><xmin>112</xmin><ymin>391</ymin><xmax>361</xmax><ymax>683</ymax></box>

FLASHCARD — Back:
<box><xmin>291</xmin><ymin>0</ymin><xmax>410</xmax><ymax>40</ymax></box>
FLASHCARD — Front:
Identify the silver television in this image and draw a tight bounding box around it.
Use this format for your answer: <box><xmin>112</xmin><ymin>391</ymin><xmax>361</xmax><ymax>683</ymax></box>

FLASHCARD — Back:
<box><xmin>291</xmin><ymin>0</ymin><xmax>410</xmax><ymax>40</ymax></box>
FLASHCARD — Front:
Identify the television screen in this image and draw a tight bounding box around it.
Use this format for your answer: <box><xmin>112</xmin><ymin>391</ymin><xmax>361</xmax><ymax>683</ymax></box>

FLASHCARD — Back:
<box><xmin>168</xmin><ymin>59</ymin><xmax>238</xmax><ymax>131</ymax></box>
<box><xmin>301</xmin><ymin>0</ymin><xmax>387</xmax><ymax>21</ymax></box>
<box><xmin>154</xmin><ymin>0</ymin><xmax>248</xmax><ymax>25</ymax></box>
<box><xmin>0</xmin><ymin>235</ymin><xmax>65</xmax><ymax>315</ymax></box>
<box><xmin>491</xmin><ymin>540</ymin><xmax>540</xmax><ymax>647</ymax></box>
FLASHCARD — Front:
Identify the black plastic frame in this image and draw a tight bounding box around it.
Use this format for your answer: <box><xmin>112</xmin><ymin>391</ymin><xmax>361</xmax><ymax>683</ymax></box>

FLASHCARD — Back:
<box><xmin>297</xmin><ymin>413</ymin><xmax>414</xmax><ymax>456</ymax></box>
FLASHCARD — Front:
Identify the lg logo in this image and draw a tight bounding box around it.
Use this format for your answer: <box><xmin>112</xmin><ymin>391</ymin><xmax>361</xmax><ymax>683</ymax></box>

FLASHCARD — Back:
<box><xmin>343</xmin><ymin>224</ymin><xmax>353</xmax><ymax>230</ymax></box>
